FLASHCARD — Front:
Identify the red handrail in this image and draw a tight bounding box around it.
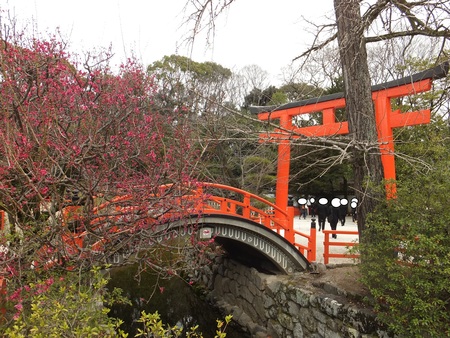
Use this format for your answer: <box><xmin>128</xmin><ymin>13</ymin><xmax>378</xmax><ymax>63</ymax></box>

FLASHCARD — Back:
<box><xmin>197</xmin><ymin>184</ymin><xmax>321</xmax><ymax>262</ymax></box>
<box><xmin>77</xmin><ymin>182</ymin><xmax>304</xmax><ymax>260</ymax></box>
<box><xmin>198</xmin><ymin>182</ymin><xmax>291</xmax><ymax>235</ymax></box>
<box><xmin>323</xmin><ymin>230</ymin><xmax>359</xmax><ymax>264</ymax></box>
<box><xmin>294</xmin><ymin>226</ymin><xmax>317</xmax><ymax>262</ymax></box>
<box><xmin>54</xmin><ymin>182</ymin><xmax>293</xmax><ymax>256</ymax></box>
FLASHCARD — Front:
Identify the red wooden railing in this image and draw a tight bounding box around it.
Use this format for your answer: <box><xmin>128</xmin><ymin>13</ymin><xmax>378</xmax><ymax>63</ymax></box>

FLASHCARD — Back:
<box><xmin>34</xmin><ymin>182</ymin><xmax>315</xmax><ymax>261</ymax></box>
<box><xmin>198</xmin><ymin>183</ymin><xmax>291</xmax><ymax>234</ymax></box>
<box><xmin>0</xmin><ymin>182</ymin><xmax>322</xmax><ymax>309</ymax></box>
<box><xmin>322</xmin><ymin>229</ymin><xmax>360</xmax><ymax>264</ymax></box>
<box><xmin>293</xmin><ymin>218</ymin><xmax>317</xmax><ymax>262</ymax></box>
<box><xmin>199</xmin><ymin>185</ymin><xmax>317</xmax><ymax>262</ymax></box>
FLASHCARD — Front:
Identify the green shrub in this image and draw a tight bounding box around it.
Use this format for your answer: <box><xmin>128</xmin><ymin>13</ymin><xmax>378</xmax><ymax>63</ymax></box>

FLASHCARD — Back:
<box><xmin>135</xmin><ymin>311</ymin><xmax>232</xmax><ymax>338</ymax></box>
<box><xmin>3</xmin><ymin>267</ymin><xmax>129</xmax><ymax>337</ymax></box>
<box><xmin>2</xmin><ymin>267</ymin><xmax>232</xmax><ymax>337</ymax></box>
<box><xmin>360</xmin><ymin>168</ymin><xmax>450</xmax><ymax>337</ymax></box>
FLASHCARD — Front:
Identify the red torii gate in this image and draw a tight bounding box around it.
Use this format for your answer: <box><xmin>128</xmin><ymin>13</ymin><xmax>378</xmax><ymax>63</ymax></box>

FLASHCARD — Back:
<box><xmin>250</xmin><ymin>62</ymin><xmax>449</xmax><ymax>223</ymax></box>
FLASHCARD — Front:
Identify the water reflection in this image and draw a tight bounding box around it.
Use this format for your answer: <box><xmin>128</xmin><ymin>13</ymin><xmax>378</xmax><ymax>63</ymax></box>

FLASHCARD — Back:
<box><xmin>107</xmin><ymin>265</ymin><xmax>249</xmax><ymax>337</ymax></box>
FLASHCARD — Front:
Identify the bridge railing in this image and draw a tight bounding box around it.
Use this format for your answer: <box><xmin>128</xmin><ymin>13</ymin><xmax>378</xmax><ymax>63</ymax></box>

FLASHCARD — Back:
<box><xmin>196</xmin><ymin>183</ymin><xmax>291</xmax><ymax>237</ymax></box>
<box><xmin>80</xmin><ymin>182</ymin><xmax>306</xmax><ymax>261</ymax></box>
<box><xmin>0</xmin><ymin>182</ymin><xmax>303</xmax><ymax>273</ymax></box>
<box><xmin>294</xmin><ymin>221</ymin><xmax>317</xmax><ymax>262</ymax></box>
<box><xmin>54</xmin><ymin>182</ymin><xmax>293</xmax><ymax>255</ymax></box>
<box><xmin>322</xmin><ymin>230</ymin><xmax>360</xmax><ymax>264</ymax></box>
<box><xmin>194</xmin><ymin>184</ymin><xmax>323</xmax><ymax>261</ymax></box>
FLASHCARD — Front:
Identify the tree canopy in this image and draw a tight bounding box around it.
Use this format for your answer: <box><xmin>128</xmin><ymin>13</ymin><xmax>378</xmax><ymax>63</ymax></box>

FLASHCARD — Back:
<box><xmin>0</xmin><ymin>30</ymin><xmax>202</xmax><ymax>311</ymax></box>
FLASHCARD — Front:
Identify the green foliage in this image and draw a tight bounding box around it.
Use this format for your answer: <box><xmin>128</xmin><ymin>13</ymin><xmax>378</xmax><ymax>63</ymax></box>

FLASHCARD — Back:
<box><xmin>3</xmin><ymin>266</ymin><xmax>233</xmax><ymax>338</ymax></box>
<box><xmin>197</xmin><ymin>108</ymin><xmax>278</xmax><ymax>194</ymax></box>
<box><xmin>134</xmin><ymin>311</ymin><xmax>232</xmax><ymax>338</ymax></box>
<box><xmin>243</xmin><ymin>86</ymin><xmax>279</xmax><ymax>108</ymax></box>
<box><xmin>148</xmin><ymin>55</ymin><xmax>232</xmax><ymax>80</ymax></box>
<box><xmin>290</xmin><ymin>144</ymin><xmax>353</xmax><ymax>197</ymax></box>
<box><xmin>360</xmin><ymin>119</ymin><xmax>450</xmax><ymax>337</ymax></box>
<box><xmin>3</xmin><ymin>267</ymin><xmax>129</xmax><ymax>337</ymax></box>
<box><xmin>267</xmin><ymin>91</ymin><xmax>287</xmax><ymax>106</ymax></box>
<box><xmin>278</xmin><ymin>82</ymin><xmax>323</xmax><ymax>102</ymax></box>
<box><xmin>324</xmin><ymin>76</ymin><xmax>344</xmax><ymax>95</ymax></box>
<box><xmin>241</xmin><ymin>155</ymin><xmax>276</xmax><ymax>194</ymax></box>
<box><xmin>147</xmin><ymin>54</ymin><xmax>233</xmax><ymax>116</ymax></box>
<box><xmin>395</xmin><ymin>120</ymin><xmax>450</xmax><ymax>180</ymax></box>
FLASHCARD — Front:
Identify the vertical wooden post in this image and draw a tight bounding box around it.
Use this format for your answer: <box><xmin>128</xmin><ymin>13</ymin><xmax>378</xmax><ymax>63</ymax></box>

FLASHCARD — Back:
<box><xmin>373</xmin><ymin>92</ymin><xmax>397</xmax><ymax>198</ymax></box>
<box><xmin>275</xmin><ymin>115</ymin><xmax>293</xmax><ymax>242</ymax></box>
<box><xmin>323</xmin><ymin>232</ymin><xmax>330</xmax><ymax>264</ymax></box>
<box><xmin>242</xmin><ymin>194</ymin><xmax>251</xmax><ymax>218</ymax></box>
<box><xmin>308</xmin><ymin>219</ymin><xmax>317</xmax><ymax>262</ymax></box>
<box><xmin>275</xmin><ymin>142</ymin><xmax>290</xmax><ymax>210</ymax></box>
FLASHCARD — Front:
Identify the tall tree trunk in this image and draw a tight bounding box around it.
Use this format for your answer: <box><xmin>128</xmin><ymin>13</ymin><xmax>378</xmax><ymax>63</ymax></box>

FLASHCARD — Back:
<box><xmin>334</xmin><ymin>0</ymin><xmax>384</xmax><ymax>235</ymax></box>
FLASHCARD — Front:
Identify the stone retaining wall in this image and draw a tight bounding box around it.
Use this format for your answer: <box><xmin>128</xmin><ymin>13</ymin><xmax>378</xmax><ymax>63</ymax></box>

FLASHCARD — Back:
<box><xmin>199</xmin><ymin>256</ymin><xmax>391</xmax><ymax>338</ymax></box>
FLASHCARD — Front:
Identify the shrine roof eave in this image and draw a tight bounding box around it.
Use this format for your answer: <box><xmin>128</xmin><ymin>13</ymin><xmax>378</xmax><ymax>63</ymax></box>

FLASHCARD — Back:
<box><xmin>249</xmin><ymin>60</ymin><xmax>449</xmax><ymax>115</ymax></box>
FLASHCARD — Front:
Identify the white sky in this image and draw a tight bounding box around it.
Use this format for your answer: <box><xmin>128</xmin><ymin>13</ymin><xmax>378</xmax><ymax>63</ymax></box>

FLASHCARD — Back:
<box><xmin>4</xmin><ymin>0</ymin><xmax>334</xmax><ymax>84</ymax></box>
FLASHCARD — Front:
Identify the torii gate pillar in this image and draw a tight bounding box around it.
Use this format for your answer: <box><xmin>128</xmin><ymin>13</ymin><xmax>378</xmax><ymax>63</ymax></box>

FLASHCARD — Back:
<box><xmin>275</xmin><ymin>116</ymin><xmax>292</xmax><ymax>214</ymax></box>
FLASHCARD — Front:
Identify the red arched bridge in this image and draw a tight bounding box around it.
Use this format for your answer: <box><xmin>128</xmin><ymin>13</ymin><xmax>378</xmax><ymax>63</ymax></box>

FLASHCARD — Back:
<box><xmin>58</xmin><ymin>182</ymin><xmax>313</xmax><ymax>275</ymax></box>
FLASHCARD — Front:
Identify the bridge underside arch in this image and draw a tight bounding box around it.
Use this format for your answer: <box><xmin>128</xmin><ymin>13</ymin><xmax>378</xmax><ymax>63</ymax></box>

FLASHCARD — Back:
<box><xmin>105</xmin><ymin>215</ymin><xmax>309</xmax><ymax>274</ymax></box>
<box><xmin>192</xmin><ymin>215</ymin><xmax>309</xmax><ymax>274</ymax></box>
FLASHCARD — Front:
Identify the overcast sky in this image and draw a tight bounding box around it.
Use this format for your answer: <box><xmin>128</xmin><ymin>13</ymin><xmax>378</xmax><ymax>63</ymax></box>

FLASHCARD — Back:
<box><xmin>5</xmin><ymin>0</ymin><xmax>334</xmax><ymax>83</ymax></box>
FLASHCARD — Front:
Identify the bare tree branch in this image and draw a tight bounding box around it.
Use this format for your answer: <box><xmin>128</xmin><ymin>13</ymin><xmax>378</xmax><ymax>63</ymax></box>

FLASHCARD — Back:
<box><xmin>181</xmin><ymin>0</ymin><xmax>236</xmax><ymax>49</ymax></box>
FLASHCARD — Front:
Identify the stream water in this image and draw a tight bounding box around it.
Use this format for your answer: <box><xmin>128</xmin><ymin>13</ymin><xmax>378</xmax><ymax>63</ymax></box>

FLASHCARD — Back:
<box><xmin>107</xmin><ymin>264</ymin><xmax>249</xmax><ymax>337</ymax></box>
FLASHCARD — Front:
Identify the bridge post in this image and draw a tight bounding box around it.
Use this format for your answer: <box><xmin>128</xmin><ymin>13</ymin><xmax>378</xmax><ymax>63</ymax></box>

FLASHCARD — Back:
<box><xmin>285</xmin><ymin>206</ymin><xmax>295</xmax><ymax>243</ymax></box>
<box><xmin>308</xmin><ymin>218</ymin><xmax>317</xmax><ymax>262</ymax></box>
<box><xmin>323</xmin><ymin>232</ymin><xmax>331</xmax><ymax>265</ymax></box>
<box><xmin>242</xmin><ymin>194</ymin><xmax>251</xmax><ymax>219</ymax></box>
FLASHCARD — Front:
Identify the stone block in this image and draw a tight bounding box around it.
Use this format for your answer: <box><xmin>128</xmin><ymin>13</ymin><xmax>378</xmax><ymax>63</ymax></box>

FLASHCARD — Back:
<box><xmin>222</xmin><ymin>292</ymin><xmax>236</xmax><ymax>305</ymax></box>
<box><xmin>265</xmin><ymin>276</ymin><xmax>283</xmax><ymax>295</ymax></box>
<box><xmin>247</xmin><ymin>280</ymin><xmax>260</xmax><ymax>296</ymax></box>
<box><xmin>250</xmin><ymin>268</ymin><xmax>265</xmax><ymax>290</ymax></box>
<box><xmin>311</xmin><ymin>307</ymin><xmax>328</xmax><ymax>324</ymax></box>
<box><xmin>267</xmin><ymin>319</ymin><xmax>284</xmax><ymax>338</ymax></box>
<box><xmin>316</xmin><ymin>295</ymin><xmax>344</xmax><ymax>317</ymax></box>
<box><xmin>239</xmin><ymin>285</ymin><xmax>254</xmax><ymax>304</ymax></box>
<box><xmin>324</xmin><ymin>327</ymin><xmax>343</xmax><ymax>338</ymax></box>
<box><xmin>292</xmin><ymin>322</ymin><xmax>304</xmax><ymax>338</ymax></box>
<box><xmin>294</xmin><ymin>288</ymin><xmax>312</xmax><ymax>307</ymax></box>
<box><xmin>278</xmin><ymin>312</ymin><xmax>294</xmax><ymax>330</ymax></box>
<box><xmin>253</xmin><ymin>295</ymin><xmax>266</xmax><ymax>320</ymax></box>
<box><xmin>203</xmin><ymin>257</ymin><xmax>391</xmax><ymax>338</ymax></box>
<box><xmin>287</xmin><ymin>300</ymin><xmax>300</xmax><ymax>317</ymax></box>
<box><xmin>228</xmin><ymin>304</ymin><xmax>244</xmax><ymax>320</ymax></box>
<box><xmin>298</xmin><ymin>307</ymin><xmax>317</xmax><ymax>332</ymax></box>
<box><xmin>228</xmin><ymin>279</ymin><xmax>240</xmax><ymax>295</ymax></box>
<box><xmin>263</xmin><ymin>293</ymin><xmax>275</xmax><ymax>309</ymax></box>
